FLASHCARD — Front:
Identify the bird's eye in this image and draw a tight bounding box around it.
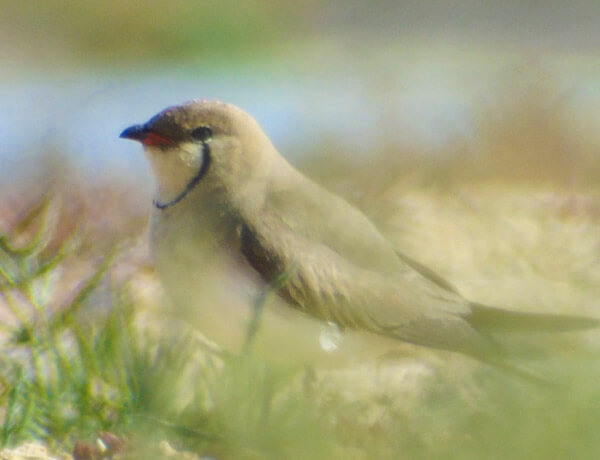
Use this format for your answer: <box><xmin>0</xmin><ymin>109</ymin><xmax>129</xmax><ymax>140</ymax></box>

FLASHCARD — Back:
<box><xmin>191</xmin><ymin>126</ymin><xmax>213</xmax><ymax>142</ymax></box>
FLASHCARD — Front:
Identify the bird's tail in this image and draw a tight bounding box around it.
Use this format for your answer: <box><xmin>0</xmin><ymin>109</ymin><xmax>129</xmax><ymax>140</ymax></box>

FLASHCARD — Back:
<box><xmin>467</xmin><ymin>303</ymin><xmax>600</xmax><ymax>333</ymax></box>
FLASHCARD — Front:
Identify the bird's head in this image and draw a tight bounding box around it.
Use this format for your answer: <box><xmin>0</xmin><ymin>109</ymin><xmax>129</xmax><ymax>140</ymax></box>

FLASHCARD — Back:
<box><xmin>120</xmin><ymin>100</ymin><xmax>279</xmax><ymax>209</ymax></box>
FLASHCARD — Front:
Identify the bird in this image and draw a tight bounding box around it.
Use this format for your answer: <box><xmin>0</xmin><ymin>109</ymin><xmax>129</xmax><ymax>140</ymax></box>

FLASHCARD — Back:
<box><xmin>120</xmin><ymin>100</ymin><xmax>599</xmax><ymax>378</ymax></box>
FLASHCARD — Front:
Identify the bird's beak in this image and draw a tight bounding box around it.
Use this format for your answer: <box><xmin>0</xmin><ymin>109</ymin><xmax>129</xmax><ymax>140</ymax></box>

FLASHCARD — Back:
<box><xmin>120</xmin><ymin>124</ymin><xmax>147</xmax><ymax>142</ymax></box>
<box><xmin>120</xmin><ymin>124</ymin><xmax>176</xmax><ymax>147</ymax></box>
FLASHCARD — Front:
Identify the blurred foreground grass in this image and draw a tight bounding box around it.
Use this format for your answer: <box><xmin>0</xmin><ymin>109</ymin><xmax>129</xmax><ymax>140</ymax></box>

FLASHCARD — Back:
<box><xmin>2</xmin><ymin>81</ymin><xmax>600</xmax><ymax>459</ymax></box>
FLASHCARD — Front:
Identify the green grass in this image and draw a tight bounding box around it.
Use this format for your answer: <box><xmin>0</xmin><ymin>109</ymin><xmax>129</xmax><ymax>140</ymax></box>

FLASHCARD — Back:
<box><xmin>2</xmin><ymin>0</ymin><xmax>313</xmax><ymax>66</ymax></box>
<box><xmin>0</xmin><ymin>198</ymin><xmax>336</xmax><ymax>458</ymax></box>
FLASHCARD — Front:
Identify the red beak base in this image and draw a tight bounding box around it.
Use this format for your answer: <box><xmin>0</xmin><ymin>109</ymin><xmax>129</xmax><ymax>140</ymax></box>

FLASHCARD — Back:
<box><xmin>120</xmin><ymin>124</ymin><xmax>174</xmax><ymax>147</ymax></box>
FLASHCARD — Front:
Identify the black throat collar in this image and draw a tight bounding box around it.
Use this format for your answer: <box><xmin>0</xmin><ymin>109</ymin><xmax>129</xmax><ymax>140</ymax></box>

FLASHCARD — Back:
<box><xmin>153</xmin><ymin>143</ymin><xmax>212</xmax><ymax>210</ymax></box>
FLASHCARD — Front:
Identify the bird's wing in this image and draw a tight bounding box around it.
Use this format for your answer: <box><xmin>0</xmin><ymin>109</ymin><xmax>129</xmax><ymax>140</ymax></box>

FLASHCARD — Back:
<box><xmin>240</xmin><ymin>218</ymin><xmax>500</xmax><ymax>357</ymax></box>
<box><xmin>394</xmin><ymin>249</ymin><xmax>462</xmax><ymax>295</ymax></box>
<box><xmin>248</xmin><ymin>175</ymin><xmax>599</xmax><ymax>358</ymax></box>
<box><xmin>266</xmin><ymin>175</ymin><xmax>464</xmax><ymax>295</ymax></box>
<box><xmin>264</xmin><ymin>175</ymin><xmax>407</xmax><ymax>275</ymax></box>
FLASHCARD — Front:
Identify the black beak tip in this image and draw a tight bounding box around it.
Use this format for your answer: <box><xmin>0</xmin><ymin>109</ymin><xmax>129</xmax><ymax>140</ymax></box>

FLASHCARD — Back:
<box><xmin>120</xmin><ymin>124</ymin><xmax>146</xmax><ymax>141</ymax></box>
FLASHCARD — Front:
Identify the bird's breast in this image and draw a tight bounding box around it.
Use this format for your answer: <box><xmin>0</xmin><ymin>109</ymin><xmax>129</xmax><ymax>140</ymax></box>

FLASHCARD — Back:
<box><xmin>147</xmin><ymin>199</ymin><xmax>412</xmax><ymax>366</ymax></box>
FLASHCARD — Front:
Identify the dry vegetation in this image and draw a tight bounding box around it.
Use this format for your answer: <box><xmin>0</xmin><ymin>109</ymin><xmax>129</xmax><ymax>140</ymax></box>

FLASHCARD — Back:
<box><xmin>2</xmin><ymin>80</ymin><xmax>600</xmax><ymax>459</ymax></box>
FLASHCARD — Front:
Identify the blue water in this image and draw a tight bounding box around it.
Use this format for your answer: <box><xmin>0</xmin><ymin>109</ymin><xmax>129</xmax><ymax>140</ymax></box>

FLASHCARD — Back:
<box><xmin>2</xmin><ymin>61</ymin><xmax>598</xmax><ymax>184</ymax></box>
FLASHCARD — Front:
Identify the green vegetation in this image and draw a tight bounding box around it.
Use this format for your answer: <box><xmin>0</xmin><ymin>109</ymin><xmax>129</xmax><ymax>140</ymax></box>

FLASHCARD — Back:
<box><xmin>1</xmin><ymin>0</ymin><xmax>319</xmax><ymax>66</ymax></box>
<box><xmin>0</xmin><ymin>196</ymin><xmax>334</xmax><ymax>458</ymax></box>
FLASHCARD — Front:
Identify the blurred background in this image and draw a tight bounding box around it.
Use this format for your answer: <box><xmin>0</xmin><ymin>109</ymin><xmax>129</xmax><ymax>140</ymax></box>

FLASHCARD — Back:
<box><xmin>2</xmin><ymin>1</ymin><xmax>600</xmax><ymax>459</ymax></box>
<box><xmin>2</xmin><ymin>0</ymin><xmax>599</xmax><ymax>188</ymax></box>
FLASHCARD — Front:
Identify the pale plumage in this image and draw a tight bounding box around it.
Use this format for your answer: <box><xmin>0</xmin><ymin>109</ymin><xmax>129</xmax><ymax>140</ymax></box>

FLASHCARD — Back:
<box><xmin>120</xmin><ymin>100</ymin><xmax>599</xmax><ymax>372</ymax></box>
